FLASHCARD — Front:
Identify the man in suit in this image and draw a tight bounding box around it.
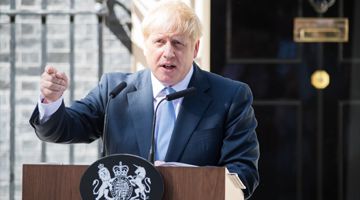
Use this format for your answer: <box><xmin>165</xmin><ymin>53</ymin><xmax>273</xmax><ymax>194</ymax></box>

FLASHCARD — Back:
<box><xmin>29</xmin><ymin>1</ymin><xmax>260</xmax><ymax>198</ymax></box>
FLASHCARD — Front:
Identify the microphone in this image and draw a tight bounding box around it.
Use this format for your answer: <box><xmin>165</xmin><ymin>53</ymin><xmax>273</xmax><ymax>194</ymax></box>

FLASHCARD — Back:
<box><xmin>102</xmin><ymin>81</ymin><xmax>127</xmax><ymax>157</ymax></box>
<box><xmin>166</xmin><ymin>87</ymin><xmax>196</xmax><ymax>101</ymax></box>
<box><xmin>148</xmin><ymin>87</ymin><xmax>197</xmax><ymax>163</ymax></box>
<box><xmin>109</xmin><ymin>82</ymin><xmax>127</xmax><ymax>98</ymax></box>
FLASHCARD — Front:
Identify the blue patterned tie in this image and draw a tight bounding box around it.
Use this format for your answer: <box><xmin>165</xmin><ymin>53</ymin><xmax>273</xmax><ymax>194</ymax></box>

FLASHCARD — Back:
<box><xmin>155</xmin><ymin>87</ymin><xmax>176</xmax><ymax>160</ymax></box>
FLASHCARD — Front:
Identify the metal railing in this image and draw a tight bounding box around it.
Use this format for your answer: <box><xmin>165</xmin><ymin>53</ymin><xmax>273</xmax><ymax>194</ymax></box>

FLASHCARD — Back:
<box><xmin>0</xmin><ymin>0</ymin><xmax>131</xmax><ymax>199</ymax></box>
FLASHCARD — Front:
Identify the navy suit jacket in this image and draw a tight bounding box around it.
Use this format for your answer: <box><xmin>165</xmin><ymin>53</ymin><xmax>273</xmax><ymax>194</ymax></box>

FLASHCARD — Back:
<box><xmin>30</xmin><ymin>64</ymin><xmax>260</xmax><ymax>198</ymax></box>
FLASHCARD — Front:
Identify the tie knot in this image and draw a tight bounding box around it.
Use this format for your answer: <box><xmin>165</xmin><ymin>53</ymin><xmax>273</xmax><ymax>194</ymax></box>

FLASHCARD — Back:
<box><xmin>164</xmin><ymin>87</ymin><xmax>176</xmax><ymax>95</ymax></box>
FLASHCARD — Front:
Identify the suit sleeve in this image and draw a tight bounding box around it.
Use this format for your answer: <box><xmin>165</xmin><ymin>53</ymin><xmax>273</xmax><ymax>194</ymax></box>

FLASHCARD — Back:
<box><xmin>219</xmin><ymin>83</ymin><xmax>260</xmax><ymax>199</ymax></box>
<box><xmin>29</xmin><ymin>74</ymin><xmax>109</xmax><ymax>144</ymax></box>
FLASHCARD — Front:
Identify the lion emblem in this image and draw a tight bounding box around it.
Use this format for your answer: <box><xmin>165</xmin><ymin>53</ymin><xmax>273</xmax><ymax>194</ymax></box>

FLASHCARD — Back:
<box><xmin>92</xmin><ymin>164</ymin><xmax>115</xmax><ymax>200</ymax></box>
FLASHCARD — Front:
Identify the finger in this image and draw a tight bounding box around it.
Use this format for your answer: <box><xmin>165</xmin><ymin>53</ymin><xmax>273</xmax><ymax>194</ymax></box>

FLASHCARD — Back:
<box><xmin>40</xmin><ymin>87</ymin><xmax>59</xmax><ymax>97</ymax></box>
<box><xmin>41</xmin><ymin>70</ymin><xmax>54</xmax><ymax>82</ymax></box>
<box><xmin>40</xmin><ymin>81</ymin><xmax>66</xmax><ymax>96</ymax></box>
<box><xmin>55</xmin><ymin>72</ymin><xmax>69</xmax><ymax>84</ymax></box>
<box><xmin>61</xmin><ymin>72</ymin><xmax>68</xmax><ymax>83</ymax></box>
<box><xmin>45</xmin><ymin>65</ymin><xmax>57</xmax><ymax>75</ymax></box>
<box><xmin>40</xmin><ymin>79</ymin><xmax>66</xmax><ymax>92</ymax></box>
<box><xmin>41</xmin><ymin>71</ymin><xmax>66</xmax><ymax>86</ymax></box>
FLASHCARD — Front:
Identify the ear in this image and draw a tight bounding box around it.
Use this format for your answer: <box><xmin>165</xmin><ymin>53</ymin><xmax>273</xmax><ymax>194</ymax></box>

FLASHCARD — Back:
<box><xmin>193</xmin><ymin>40</ymin><xmax>200</xmax><ymax>58</ymax></box>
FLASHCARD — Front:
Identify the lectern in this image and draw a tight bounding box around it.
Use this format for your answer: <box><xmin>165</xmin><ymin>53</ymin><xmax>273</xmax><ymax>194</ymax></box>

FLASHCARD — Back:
<box><xmin>22</xmin><ymin>164</ymin><xmax>244</xmax><ymax>200</ymax></box>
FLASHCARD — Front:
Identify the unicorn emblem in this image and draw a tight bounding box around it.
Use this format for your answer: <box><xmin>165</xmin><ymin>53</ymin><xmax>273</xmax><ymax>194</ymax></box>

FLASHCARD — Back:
<box><xmin>129</xmin><ymin>165</ymin><xmax>152</xmax><ymax>200</ymax></box>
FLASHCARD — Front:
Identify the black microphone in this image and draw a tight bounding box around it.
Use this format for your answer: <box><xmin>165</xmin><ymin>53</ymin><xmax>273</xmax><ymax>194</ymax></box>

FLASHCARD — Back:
<box><xmin>166</xmin><ymin>87</ymin><xmax>196</xmax><ymax>101</ymax></box>
<box><xmin>109</xmin><ymin>82</ymin><xmax>127</xmax><ymax>98</ymax></box>
<box><xmin>148</xmin><ymin>87</ymin><xmax>197</xmax><ymax>163</ymax></box>
<box><xmin>102</xmin><ymin>81</ymin><xmax>127</xmax><ymax>157</ymax></box>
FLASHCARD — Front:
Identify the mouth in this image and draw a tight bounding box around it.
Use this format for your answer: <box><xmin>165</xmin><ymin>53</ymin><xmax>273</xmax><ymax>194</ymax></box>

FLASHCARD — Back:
<box><xmin>161</xmin><ymin>64</ymin><xmax>176</xmax><ymax>70</ymax></box>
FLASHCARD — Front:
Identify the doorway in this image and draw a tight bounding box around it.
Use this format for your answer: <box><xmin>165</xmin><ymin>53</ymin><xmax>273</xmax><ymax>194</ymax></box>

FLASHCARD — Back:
<box><xmin>211</xmin><ymin>0</ymin><xmax>360</xmax><ymax>199</ymax></box>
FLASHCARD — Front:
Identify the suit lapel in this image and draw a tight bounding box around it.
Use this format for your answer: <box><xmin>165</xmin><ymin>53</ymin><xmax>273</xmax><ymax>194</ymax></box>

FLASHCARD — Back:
<box><xmin>165</xmin><ymin>65</ymin><xmax>212</xmax><ymax>161</ymax></box>
<box><xmin>127</xmin><ymin>70</ymin><xmax>154</xmax><ymax>159</ymax></box>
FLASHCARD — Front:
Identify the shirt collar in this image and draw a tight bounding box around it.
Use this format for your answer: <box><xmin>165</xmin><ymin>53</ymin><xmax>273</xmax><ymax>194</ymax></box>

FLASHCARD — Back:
<box><xmin>151</xmin><ymin>65</ymin><xmax>194</xmax><ymax>98</ymax></box>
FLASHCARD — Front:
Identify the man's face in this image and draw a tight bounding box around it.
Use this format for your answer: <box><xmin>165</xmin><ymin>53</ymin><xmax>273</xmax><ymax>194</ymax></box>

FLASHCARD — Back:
<box><xmin>144</xmin><ymin>31</ymin><xmax>199</xmax><ymax>86</ymax></box>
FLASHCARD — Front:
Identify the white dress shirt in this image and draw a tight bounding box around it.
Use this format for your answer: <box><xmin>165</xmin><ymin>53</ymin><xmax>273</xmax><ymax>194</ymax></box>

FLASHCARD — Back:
<box><xmin>151</xmin><ymin>66</ymin><xmax>193</xmax><ymax>116</ymax></box>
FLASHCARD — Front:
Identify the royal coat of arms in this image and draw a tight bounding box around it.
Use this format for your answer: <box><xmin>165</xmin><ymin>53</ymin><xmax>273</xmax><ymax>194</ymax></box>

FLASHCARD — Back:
<box><xmin>92</xmin><ymin>162</ymin><xmax>151</xmax><ymax>200</ymax></box>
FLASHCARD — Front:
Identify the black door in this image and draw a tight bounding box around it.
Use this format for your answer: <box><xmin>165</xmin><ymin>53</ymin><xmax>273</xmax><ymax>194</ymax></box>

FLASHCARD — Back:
<box><xmin>211</xmin><ymin>0</ymin><xmax>360</xmax><ymax>199</ymax></box>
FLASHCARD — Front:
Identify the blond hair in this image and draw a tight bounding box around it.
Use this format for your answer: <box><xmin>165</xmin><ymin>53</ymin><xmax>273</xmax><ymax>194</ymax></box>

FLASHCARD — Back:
<box><xmin>142</xmin><ymin>0</ymin><xmax>202</xmax><ymax>43</ymax></box>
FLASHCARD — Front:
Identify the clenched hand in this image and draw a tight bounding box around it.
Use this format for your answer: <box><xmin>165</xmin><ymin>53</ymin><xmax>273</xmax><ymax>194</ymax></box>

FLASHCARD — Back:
<box><xmin>40</xmin><ymin>66</ymin><xmax>69</xmax><ymax>103</ymax></box>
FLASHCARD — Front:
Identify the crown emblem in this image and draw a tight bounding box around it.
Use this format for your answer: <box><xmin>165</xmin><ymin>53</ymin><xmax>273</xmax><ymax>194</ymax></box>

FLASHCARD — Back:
<box><xmin>113</xmin><ymin>162</ymin><xmax>129</xmax><ymax>177</ymax></box>
<box><xmin>98</xmin><ymin>163</ymin><xmax>105</xmax><ymax>170</ymax></box>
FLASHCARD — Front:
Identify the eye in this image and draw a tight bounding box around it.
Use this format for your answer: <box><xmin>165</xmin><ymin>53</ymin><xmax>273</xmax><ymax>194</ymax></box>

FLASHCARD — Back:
<box><xmin>172</xmin><ymin>40</ymin><xmax>184</xmax><ymax>47</ymax></box>
<box><xmin>154</xmin><ymin>39</ymin><xmax>165</xmax><ymax>45</ymax></box>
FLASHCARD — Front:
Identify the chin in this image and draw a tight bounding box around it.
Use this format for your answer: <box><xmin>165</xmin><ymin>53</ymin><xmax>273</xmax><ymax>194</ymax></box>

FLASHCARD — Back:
<box><xmin>161</xmin><ymin>80</ymin><xmax>174</xmax><ymax>86</ymax></box>
<box><xmin>159</xmin><ymin>78</ymin><xmax>176</xmax><ymax>86</ymax></box>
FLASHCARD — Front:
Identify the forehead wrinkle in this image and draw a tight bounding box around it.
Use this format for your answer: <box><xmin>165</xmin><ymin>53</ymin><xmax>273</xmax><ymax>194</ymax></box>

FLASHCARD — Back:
<box><xmin>148</xmin><ymin>32</ymin><xmax>188</xmax><ymax>43</ymax></box>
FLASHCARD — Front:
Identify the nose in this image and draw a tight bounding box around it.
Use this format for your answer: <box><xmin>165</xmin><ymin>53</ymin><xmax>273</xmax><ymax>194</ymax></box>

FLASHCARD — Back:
<box><xmin>163</xmin><ymin>42</ymin><xmax>175</xmax><ymax>59</ymax></box>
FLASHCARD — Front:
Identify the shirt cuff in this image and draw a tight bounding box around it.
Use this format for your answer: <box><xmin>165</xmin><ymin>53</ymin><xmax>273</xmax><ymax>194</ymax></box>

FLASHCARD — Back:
<box><xmin>38</xmin><ymin>95</ymin><xmax>63</xmax><ymax>124</ymax></box>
